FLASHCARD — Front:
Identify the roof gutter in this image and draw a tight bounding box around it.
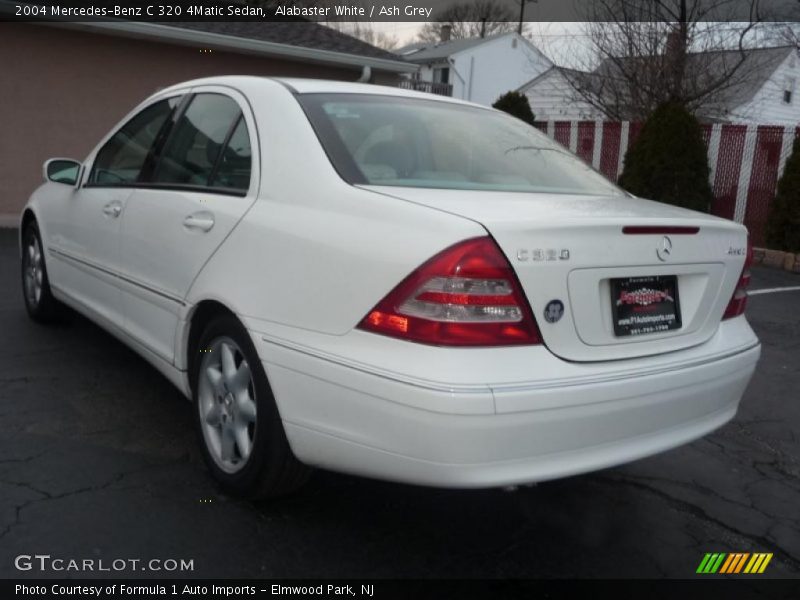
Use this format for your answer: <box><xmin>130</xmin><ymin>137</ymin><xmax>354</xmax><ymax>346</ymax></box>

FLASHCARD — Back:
<box><xmin>37</xmin><ymin>20</ymin><xmax>417</xmax><ymax>73</ymax></box>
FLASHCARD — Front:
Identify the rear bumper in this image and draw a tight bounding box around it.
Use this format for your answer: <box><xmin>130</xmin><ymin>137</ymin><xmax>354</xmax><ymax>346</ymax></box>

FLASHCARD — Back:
<box><xmin>252</xmin><ymin>319</ymin><xmax>760</xmax><ymax>488</ymax></box>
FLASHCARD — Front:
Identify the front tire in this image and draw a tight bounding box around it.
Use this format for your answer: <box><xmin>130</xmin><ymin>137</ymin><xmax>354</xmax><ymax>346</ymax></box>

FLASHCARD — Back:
<box><xmin>21</xmin><ymin>221</ymin><xmax>61</xmax><ymax>322</ymax></box>
<box><xmin>192</xmin><ymin>315</ymin><xmax>310</xmax><ymax>498</ymax></box>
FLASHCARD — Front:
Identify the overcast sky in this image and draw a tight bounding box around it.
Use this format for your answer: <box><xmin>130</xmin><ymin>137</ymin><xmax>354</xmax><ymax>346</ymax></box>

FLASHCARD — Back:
<box><xmin>371</xmin><ymin>21</ymin><xmax>593</xmax><ymax>67</ymax></box>
<box><xmin>370</xmin><ymin>20</ymin><xmax>792</xmax><ymax>68</ymax></box>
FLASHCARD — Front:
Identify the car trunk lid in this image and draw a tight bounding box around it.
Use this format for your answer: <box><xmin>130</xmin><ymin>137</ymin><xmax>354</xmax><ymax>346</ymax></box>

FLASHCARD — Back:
<box><xmin>361</xmin><ymin>187</ymin><xmax>749</xmax><ymax>362</ymax></box>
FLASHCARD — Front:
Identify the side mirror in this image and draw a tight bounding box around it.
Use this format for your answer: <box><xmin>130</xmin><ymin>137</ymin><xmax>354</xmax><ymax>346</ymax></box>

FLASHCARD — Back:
<box><xmin>43</xmin><ymin>158</ymin><xmax>81</xmax><ymax>186</ymax></box>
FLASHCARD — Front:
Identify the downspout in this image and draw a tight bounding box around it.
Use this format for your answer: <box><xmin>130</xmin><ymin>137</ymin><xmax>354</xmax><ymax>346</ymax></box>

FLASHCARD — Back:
<box><xmin>468</xmin><ymin>56</ymin><xmax>475</xmax><ymax>101</ymax></box>
<box><xmin>356</xmin><ymin>65</ymin><xmax>372</xmax><ymax>83</ymax></box>
<box><xmin>448</xmin><ymin>59</ymin><xmax>467</xmax><ymax>99</ymax></box>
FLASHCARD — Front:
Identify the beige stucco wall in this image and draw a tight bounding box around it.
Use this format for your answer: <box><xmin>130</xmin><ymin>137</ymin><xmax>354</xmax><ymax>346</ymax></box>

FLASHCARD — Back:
<box><xmin>0</xmin><ymin>23</ymin><xmax>397</xmax><ymax>225</ymax></box>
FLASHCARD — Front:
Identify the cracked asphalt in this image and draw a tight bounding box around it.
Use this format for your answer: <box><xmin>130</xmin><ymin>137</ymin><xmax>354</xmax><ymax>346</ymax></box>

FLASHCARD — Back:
<box><xmin>0</xmin><ymin>228</ymin><xmax>798</xmax><ymax>580</ymax></box>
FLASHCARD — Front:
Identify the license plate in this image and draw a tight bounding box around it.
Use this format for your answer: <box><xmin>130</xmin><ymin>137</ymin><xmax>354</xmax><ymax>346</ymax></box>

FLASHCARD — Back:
<box><xmin>610</xmin><ymin>275</ymin><xmax>681</xmax><ymax>337</ymax></box>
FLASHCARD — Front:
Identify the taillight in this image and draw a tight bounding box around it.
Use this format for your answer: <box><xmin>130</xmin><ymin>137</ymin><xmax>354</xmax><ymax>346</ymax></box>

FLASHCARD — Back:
<box><xmin>358</xmin><ymin>237</ymin><xmax>542</xmax><ymax>346</ymax></box>
<box><xmin>723</xmin><ymin>240</ymin><xmax>753</xmax><ymax>320</ymax></box>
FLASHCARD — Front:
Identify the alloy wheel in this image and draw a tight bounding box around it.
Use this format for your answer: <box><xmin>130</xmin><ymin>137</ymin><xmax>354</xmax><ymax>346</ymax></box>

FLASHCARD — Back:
<box><xmin>23</xmin><ymin>234</ymin><xmax>43</xmax><ymax>308</ymax></box>
<box><xmin>197</xmin><ymin>337</ymin><xmax>258</xmax><ymax>474</ymax></box>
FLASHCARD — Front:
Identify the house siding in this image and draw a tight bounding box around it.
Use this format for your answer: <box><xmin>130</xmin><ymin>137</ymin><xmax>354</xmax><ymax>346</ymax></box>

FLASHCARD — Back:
<box><xmin>450</xmin><ymin>34</ymin><xmax>550</xmax><ymax>105</ymax></box>
<box><xmin>522</xmin><ymin>69</ymin><xmax>605</xmax><ymax>121</ymax></box>
<box><xmin>520</xmin><ymin>48</ymin><xmax>800</xmax><ymax>125</ymax></box>
<box><xmin>412</xmin><ymin>34</ymin><xmax>551</xmax><ymax>106</ymax></box>
<box><xmin>730</xmin><ymin>50</ymin><xmax>800</xmax><ymax>124</ymax></box>
<box><xmin>0</xmin><ymin>24</ymin><xmax>397</xmax><ymax>223</ymax></box>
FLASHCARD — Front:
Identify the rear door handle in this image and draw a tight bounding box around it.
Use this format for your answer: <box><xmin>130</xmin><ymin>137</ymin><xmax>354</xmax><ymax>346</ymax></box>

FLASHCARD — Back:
<box><xmin>102</xmin><ymin>202</ymin><xmax>122</xmax><ymax>218</ymax></box>
<box><xmin>183</xmin><ymin>211</ymin><xmax>215</xmax><ymax>232</ymax></box>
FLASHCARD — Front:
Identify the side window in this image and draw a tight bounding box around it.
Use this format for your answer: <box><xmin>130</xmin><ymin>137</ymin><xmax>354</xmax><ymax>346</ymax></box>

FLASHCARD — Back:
<box><xmin>784</xmin><ymin>77</ymin><xmax>795</xmax><ymax>104</ymax></box>
<box><xmin>89</xmin><ymin>97</ymin><xmax>180</xmax><ymax>185</ymax></box>
<box><xmin>151</xmin><ymin>93</ymin><xmax>245</xmax><ymax>189</ymax></box>
<box><xmin>211</xmin><ymin>117</ymin><xmax>252</xmax><ymax>191</ymax></box>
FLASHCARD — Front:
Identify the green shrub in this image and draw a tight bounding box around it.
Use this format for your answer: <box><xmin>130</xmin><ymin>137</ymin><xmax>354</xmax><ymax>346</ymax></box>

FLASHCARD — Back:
<box><xmin>766</xmin><ymin>136</ymin><xmax>800</xmax><ymax>252</ymax></box>
<box><xmin>619</xmin><ymin>102</ymin><xmax>713</xmax><ymax>213</ymax></box>
<box><xmin>493</xmin><ymin>91</ymin><xmax>535</xmax><ymax>125</ymax></box>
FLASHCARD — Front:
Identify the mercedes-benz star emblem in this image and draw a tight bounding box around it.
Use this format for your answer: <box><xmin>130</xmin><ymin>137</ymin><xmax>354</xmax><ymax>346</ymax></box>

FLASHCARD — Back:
<box><xmin>656</xmin><ymin>236</ymin><xmax>673</xmax><ymax>262</ymax></box>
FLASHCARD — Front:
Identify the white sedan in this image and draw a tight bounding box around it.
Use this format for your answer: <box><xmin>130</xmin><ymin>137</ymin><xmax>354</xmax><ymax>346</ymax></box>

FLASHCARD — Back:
<box><xmin>20</xmin><ymin>77</ymin><xmax>760</xmax><ymax>497</ymax></box>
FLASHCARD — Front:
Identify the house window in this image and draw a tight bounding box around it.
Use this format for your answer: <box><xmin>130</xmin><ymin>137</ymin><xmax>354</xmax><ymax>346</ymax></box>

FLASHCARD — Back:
<box><xmin>784</xmin><ymin>77</ymin><xmax>795</xmax><ymax>104</ymax></box>
<box><xmin>433</xmin><ymin>67</ymin><xmax>450</xmax><ymax>84</ymax></box>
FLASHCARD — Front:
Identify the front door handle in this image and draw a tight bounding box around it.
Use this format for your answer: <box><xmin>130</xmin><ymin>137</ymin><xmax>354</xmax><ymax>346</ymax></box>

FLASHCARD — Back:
<box><xmin>102</xmin><ymin>202</ymin><xmax>122</xmax><ymax>218</ymax></box>
<box><xmin>183</xmin><ymin>211</ymin><xmax>215</xmax><ymax>232</ymax></box>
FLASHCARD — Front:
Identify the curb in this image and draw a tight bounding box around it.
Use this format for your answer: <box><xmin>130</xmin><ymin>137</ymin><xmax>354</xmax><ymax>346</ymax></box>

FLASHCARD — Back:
<box><xmin>753</xmin><ymin>247</ymin><xmax>800</xmax><ymax>274</ymax></box>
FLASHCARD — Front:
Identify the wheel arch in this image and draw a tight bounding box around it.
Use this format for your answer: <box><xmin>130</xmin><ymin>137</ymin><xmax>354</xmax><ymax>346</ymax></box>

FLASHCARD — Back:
<box><xmin>20</xmin><ymin>208</ymin><xmax>37</xmax><ymax>258</ymax></box>
<box><xmin>185</xmin><ymin>297</ymin><xmax>311</xmax><ymax>497</ymax></box>
<box><xmin>184</xmin><ymin>299</ymin><xmax>239</xmax><ymax>394</ymax></box>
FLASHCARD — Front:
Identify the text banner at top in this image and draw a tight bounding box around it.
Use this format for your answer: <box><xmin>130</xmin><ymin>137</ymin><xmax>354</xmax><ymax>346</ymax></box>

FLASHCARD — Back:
<box><xmin>3</xmin><ymin>0</ymin><xmax>800</xmax><ymax>23</ymax></box>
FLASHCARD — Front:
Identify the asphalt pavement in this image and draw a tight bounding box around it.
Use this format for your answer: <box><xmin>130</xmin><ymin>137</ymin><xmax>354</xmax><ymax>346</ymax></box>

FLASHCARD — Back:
<box><xmin>0</xmin><ymin>228</ymin><xmax>798</xmax><ymax>579</ymax></box>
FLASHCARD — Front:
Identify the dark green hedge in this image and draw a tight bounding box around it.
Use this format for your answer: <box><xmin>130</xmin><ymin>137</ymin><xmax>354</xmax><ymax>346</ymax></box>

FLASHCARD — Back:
<box><xmin>493</xmin><ymin>91</ymin><xmax>536</xmax><ymax>125</ymax></box>
<box><xmin>619</xmin><ymin>102</ymin><xmax>713</xmax><ymax>213</ymax></box>
<box><xmin>766</xmin><ymin>135</ymin><xmax>800</xmax><ymax>252</ymax></box>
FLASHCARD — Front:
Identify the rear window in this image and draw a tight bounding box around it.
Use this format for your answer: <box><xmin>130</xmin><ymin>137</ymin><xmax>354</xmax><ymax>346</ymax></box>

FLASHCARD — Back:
<box><xmin>298</xmin><ymin>93</ymin><xmax>622</xmax><ymax>196</ymax></box>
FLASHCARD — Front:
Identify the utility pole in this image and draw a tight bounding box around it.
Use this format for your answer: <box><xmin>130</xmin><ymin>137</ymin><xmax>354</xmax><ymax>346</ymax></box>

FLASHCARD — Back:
<box><xmin>518</xmin><ymin>0</ymin><xmax>536</xmax><ymax>35</ymax></box>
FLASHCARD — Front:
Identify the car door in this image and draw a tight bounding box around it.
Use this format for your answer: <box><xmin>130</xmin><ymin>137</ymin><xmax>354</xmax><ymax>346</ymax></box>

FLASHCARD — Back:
<box><xmin>117</xmin><ymin>87</ymin><xmax>259</xmax><ymax>363</ymax></box>
<box><xmin>49</xmin><ymin>95</ymin><xmax>183</xmax><ymax>326</ymax></box>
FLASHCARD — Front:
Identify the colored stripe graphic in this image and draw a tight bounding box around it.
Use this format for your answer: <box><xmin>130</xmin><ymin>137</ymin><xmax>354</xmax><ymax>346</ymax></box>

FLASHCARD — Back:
<box><xmin>733</xmin><ymin>553</ymin><xmax>750</xmax><ymax>574</ymax></box>
<box><xmin>698</xmin><ymin>552</ymin><xmax>773</xmax><ymax>574</ymax></box>
<box><xmin>719</xmin><ymin>554</ymin><xmax>736</xmax><ymax>574</ymax></box>
<box><xmin>720</xmin><ymin>553</ymin><xmax>749</xmax><ymax>573</ymax></box>
<box><xmin>744</xmin><ymin>553</ymin><xmax>773</xmax><ymax>574</ymax></box>
<box><xmin>697</xmin><ymin>553</ymin><xmax>713</xmax><ymax>573</ymax></box>
<box><xmin>759</xmin><ymin>554</ymin><xmax>773</xmax><ymax>573</ymax></box>
<box><xmin>697</xmin><ymin>553</ymin><xmax>726</xmax><ymax>573</ymax></box>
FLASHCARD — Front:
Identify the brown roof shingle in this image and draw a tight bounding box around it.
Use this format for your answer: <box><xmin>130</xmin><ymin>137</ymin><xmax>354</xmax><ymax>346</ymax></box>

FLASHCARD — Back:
<box><xmin>171</xmin><ymin>21</ymin><xmax>404</xmax><ymax>63</ymax></box>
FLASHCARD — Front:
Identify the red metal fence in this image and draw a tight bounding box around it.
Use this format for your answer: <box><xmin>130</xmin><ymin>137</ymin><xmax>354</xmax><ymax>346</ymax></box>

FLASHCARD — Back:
<box><xmin>534</xmin><ymin>120</ymin><xmax>799</xmax><ymax>246</ymax></box>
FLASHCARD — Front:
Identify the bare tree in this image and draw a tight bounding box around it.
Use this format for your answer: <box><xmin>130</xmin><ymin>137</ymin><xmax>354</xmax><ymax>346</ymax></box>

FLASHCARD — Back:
<box><xmin>324</xmin><ymin>21</ymin><xmax>400</xmax><ymax>51</ymax></box>
<box><xmin>417</xmin><ymin>0</ymin><xmax>521</xmax><ymax>43</ymax></box>
<box><xmin>559</xmin><ymin>0</ymin><xmax>797</xmax><ymax>121</ymax></box>
<box><xmin>763</xmin><ymin>22</ymin><xmax>800</xmax><ymax>47</ymax></box>
<box><xmin>307</xmin><ymin>0</ymin><xmax>400</xmax><ymax>50</ymax></box>
<box><xmin>240</xmin><ymin>0</ymin><xmax>302</xmax><ymax>8</ymax></box>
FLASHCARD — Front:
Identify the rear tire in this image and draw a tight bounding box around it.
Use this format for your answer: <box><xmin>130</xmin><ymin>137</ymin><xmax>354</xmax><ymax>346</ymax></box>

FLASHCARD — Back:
<box><xmin>192</xmin><ymin>314</ymin><xmax>310</xmax><ymax>499</ymax></box>
<box><xmin>21</xmin><ymin>221</ymin><xmax>61</xmax><ymax>323</ymax></box>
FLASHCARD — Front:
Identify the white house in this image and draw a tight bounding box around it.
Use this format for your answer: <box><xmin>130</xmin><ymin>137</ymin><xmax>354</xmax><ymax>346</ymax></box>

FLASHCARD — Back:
<box><xmin>519</xmin><ymin>45</ymin><xmax>800</xmax><ymax>124</ymax></box>
<box><xmin>718</xmin><ymin>46</ymin><xmax>800</xmax><ymax>124</ymax></box>
<box><xmin>396</xmin><ymin>29</ymin><xmax>552</xmax><ymax>106</ymax></box>
<box><xmin>518</xmin><ymin>67</ymin><xmax>605</xmax><ymax>121</ymax></box>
